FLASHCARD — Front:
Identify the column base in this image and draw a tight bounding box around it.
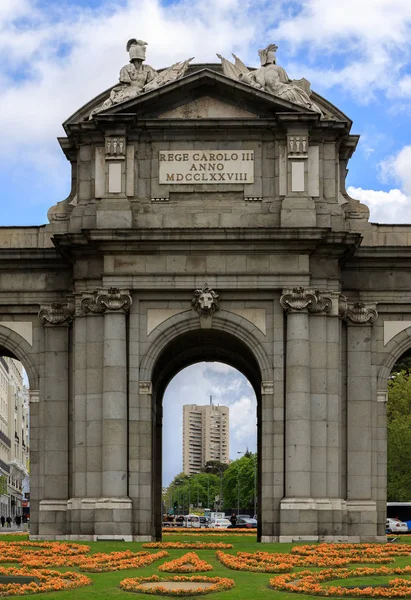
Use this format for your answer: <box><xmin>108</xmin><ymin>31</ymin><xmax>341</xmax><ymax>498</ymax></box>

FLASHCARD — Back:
<box><xmin>38</xmin><ymin>500</ymin><xmax>68</xmax><ymax>537</ymax></box>
<box><xmin>279</xmin><ymin>497</ymin><xmax>381</xmax><ymax>541</ymax></box>
<box><xmin>65</xmin><ymin>497</ymin><xmax>133</xmax><ymax>539</ymax></box>
<box><xmin>346</xmin><ymin>500</ymin><xmax>379</xmax><ymax>539</ymax></box>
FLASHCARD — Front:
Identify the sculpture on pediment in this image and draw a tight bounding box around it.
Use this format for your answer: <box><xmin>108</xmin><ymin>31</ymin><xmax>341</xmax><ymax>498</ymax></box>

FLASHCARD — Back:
<box><xmin>90</xmin><ymin>39</ymin><xmax>193</xmax><ymax>118</ymax></box>
<box><xmin>217</xmin><ymin>44</ymin><xmax>322</xmax><ymax>115</ymax></box>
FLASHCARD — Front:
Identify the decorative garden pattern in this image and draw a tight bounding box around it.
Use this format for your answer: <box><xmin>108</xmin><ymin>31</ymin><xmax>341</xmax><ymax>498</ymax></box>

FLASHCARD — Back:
<box><xmin>216</xmin><ymin>544</ymin><xmax>411</xmax><ymax>573</ymax></box>
<box><xmin>119</xmin><ymin>575</ymin><xmax>235</xmax><ymax>596</ymax></box>
<box><xmin>269</xmin><ymin>566</ymin><xmax>411</xmax><ymax>597</ymax></box>
<box><xmin>0</xmin><ymin>537</ymin><xmax>410</xmax><ymax>597</ymax></box>
<box><xmin>0</xmin><ymin>566</ymin><xmax>91</xmax><ymax>596</ymax></box>
<box><xmin>158</xmin><ymin>553</ymin><xmax>213</xmax><ymax>573</ymax></box>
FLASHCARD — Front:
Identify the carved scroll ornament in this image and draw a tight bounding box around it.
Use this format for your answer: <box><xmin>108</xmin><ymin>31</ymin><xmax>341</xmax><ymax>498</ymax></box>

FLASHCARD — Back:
<box><xmin>82</xmin><ymin>288</ymin><xmax>132</xmax><ymax>314</ymax></box>
<box><xmin>344</xmin><ymin>301</ymin><xmax>378</xmax><ymax>325</ymax></box>
<box><xmin>192</xmin><ymin>284</ymin><xmax>220</xmax><ymax>317</ymax></box>
<box><xmin>280</xmin><ymin>287</ymin><xmax>332</xmax><ymax>314</ymax></box>
<box><xmin>38</xmin><ymin>302</ymin><xmax>74</xmax><ymax>325</ymax></box>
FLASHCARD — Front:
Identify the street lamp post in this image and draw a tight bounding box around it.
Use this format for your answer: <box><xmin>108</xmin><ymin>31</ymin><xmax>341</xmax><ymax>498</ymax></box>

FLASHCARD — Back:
<box><xmin>237</xmin><ymin>451</ymin><xmax>245</xmax><ymax>516</ymax></box>
<box><xmin>205</xmin><ymin>464</ymin><xmax>224</xmax><ymax>512</ymax></box>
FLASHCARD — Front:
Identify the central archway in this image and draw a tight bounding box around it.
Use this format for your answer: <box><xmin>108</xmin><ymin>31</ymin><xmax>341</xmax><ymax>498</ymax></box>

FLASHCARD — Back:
<box><xmin>150</xmin><ymin>328</ymin><xmax>263</xmax><ymax>540</ymax></box>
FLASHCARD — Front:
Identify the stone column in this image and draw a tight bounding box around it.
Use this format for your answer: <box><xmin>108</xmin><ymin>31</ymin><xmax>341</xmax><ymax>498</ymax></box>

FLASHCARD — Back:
<box><xmin>309</xmin><ymin>293</ymin><xmax>333</xmax><ymax>498</ymax></box>
<box><xmin>85</xmin><ymin>287</ymin><xmax>133</xmax><ymax>541</ymax></box>
<box><xmin>344</xmin><ymin>301</ymin><xmax>379</xmax><ymax>540</ymax></box>
<box><xmin>280</xmin><ymin>288</ymin><xmax>317</xmax><ymax>498</ymax></box>
<box><xmin>37</xmin><ymin>302</ymin><xmax>73</xmax><ymax>538</ymax></box>
<box><xmin>28</xmin><ymin>390</ymin><xmax>40</xmax><ymax>537</ymax></box>
<box><xmin>94</xmin><ymin>288</ymin><xmax>132</xmax><ymax>498</ymax></box>
<box><xmin>80</xmin><ymin>293</ymin><xmax>105</xmax><ymax>500</ymax></box>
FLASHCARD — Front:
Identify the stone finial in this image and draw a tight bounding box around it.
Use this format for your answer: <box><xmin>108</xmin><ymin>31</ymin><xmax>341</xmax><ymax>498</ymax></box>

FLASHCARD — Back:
<box><xmin>192</xmin><ymin>284</ymin><xmax>220</xmax><ymax>317</ymax></box>
<box><xmin>93</xmin><ymin>288</ymin><xmax>132</xmax><ymax>313</ymax></box>
<box><xmin>280</xmin><ymin>287</ymin><xmax>332</xmax><ymax>314</ymax></box>
<box><xmin>344</xmin><ymin>301</ymin><xmax>378</xmax><ymax>325</ymax></box>
<box><xmin>38</xmin><ymin>302</ymin><xmax>74</xmax><ymax>326</ymax></box>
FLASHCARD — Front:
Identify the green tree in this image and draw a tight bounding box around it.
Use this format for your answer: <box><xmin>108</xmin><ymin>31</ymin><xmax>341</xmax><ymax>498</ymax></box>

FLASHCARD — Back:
<box><xmin>164</xmin><ymin>471</ymin><xmax>221</xmax><ymax>513</ymax></box>
<box><xmin>202</xmin><ymin>460</ymin><xmax>229</xmax><ymax>475</ymax></box>
<box><xmin>387</xmin><ymin>369</ymin><xmax>411</xmax><ymax>500</ymax></box>
<box><xmin>222</xmin><ymin>453</ymin><xmax>257</xmax><ymax>511</ymax></box>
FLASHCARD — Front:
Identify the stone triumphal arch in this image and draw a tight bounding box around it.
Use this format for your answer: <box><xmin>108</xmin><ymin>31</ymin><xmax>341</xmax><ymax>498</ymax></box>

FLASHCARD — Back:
<box><xmin>1</xmin><ymin>39</ymin><xmax>410</xmax><ymax>541</ymax></box>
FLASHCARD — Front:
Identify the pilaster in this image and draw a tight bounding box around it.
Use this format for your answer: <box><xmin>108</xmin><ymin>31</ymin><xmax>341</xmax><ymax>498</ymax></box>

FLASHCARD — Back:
<box><xmin>95</xmin><ymin>133</ymin><xmax>133</xmax><ymax>228</ymax></box>
<box><xmin>343</xmin><ymin>301</ymin><xmax>379</xmax><ymax>539</ymax></box>
<box><xmin>37</xmin><ymin>301</ymin><xmax>73</xmax><ymax>537</ymax></box>
<box><xmin>278</xmin><ymin>114</ymin><xmax>319</xmax><ymax>227</ymax></box>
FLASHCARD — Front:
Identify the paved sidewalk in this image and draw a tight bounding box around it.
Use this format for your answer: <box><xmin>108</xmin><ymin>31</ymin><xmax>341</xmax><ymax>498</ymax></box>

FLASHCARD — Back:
<box><xmin>0</xmin><ymin>525</ymin><xmax>28</xmax><ymax>534</ymax></box>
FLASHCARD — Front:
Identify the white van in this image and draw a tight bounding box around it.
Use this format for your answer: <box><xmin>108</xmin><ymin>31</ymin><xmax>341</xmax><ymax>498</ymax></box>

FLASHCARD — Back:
<box><xmin>182</xmin><ymin>514</ymin><xmax>201</xmax><ymax>528</ymax></box>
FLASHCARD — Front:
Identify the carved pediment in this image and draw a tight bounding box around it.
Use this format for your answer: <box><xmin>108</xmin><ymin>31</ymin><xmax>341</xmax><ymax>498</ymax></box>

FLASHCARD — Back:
<box><xmin>91</xmin><ymin>69</ymin><xmax>311</xmax><ymax>121</ymax></box>
<box><xmin>157</xmin><ymin>96</ymin><xmax>257</xmax><ymax>119</ymax></box>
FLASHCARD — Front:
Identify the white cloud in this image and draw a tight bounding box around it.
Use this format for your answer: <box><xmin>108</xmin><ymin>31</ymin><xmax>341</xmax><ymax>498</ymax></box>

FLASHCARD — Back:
<box><xmin>347</xmin><ymin>145</ymin><xmax>411</xmax><ymax>223</ymax></box>
<box><xmin>347</xmin><ymin>186</ymin><xmax>411</xmax><ymax>223</ymax></box>
<box><xmin>380</xmin><ymin>145</ymin><xmax>411</xmax><ymax>196</ymax></box>
<box><xmin>229</xmin><ymin>396</ymin><xmax>257</xmax><ymax>446</ymax></box>
<box><xmin>271</xmin><ymin>0</ymin><xmax>411</xmax><ymax>100</ymax></box>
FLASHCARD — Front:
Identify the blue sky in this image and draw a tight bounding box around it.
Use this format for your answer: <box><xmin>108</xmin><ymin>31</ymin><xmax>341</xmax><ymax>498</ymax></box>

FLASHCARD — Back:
<box><xmin>2</xmin><ymin>0</ymin><xmax>411</xmax><ymax>483</ymax></box>
<box><xmin>2</xmin><ymin>0</ymin><xmax>411</xmax><ymax>224</ymax></box>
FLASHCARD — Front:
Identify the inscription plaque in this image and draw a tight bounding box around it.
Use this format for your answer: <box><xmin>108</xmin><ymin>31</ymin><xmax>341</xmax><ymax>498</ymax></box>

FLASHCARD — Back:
<box><xmin>159</xmin><ymin>150</ymin><xmax>254</xmax><ymax>184</ymax></box>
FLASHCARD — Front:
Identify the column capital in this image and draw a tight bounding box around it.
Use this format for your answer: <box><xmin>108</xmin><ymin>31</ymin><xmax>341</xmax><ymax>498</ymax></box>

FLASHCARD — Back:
<box><xmin>343</xmin><ymin>301</ymin><xmax>378</xmax><ymax>325</ymax></box>
<box><xmin>38</xmin><ymin>302</ymin><xmax>74</xmax><ymax>326</ymax></box>
<box><xmin>82</xmin><ymin>288</ymin><xmax>132</xmax><ymax>314</ymax></box>
<box><xmin>280</xmin><ymin>287</ymin><xmax>332</xmax><ymax>314</ymax></box>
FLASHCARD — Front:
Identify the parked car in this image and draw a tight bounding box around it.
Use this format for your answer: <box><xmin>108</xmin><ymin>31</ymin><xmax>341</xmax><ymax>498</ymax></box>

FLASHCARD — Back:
<box><xmin>386</xmin><ymin>518</ymin><xmax>408</xmax><ymax>533</ymax></box>
<box><xmin>199</xmin><ymin>516</ymin><xmax>210</xmax><ymax>528</ymax></box>
<box><xmin>209</xmin><ymin>518</ymin><xmax>231</xmax><ymax>528</ymax></box>
<box><xmin>231</xmin><ymin>517</ymin><xmax>257</xmax><ymax>529</ymax></box>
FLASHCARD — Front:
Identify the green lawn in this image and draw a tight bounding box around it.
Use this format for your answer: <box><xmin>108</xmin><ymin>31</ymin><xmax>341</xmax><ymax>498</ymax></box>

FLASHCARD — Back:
<box><xmin>1</xmin><ymin>533</ymin><xmax>411</xmax><ymax>599</ymax></box>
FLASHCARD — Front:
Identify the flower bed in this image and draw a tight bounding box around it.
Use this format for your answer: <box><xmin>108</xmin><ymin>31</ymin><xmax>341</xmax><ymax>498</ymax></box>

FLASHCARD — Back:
<box><xmin>78</xmin><ymin>550</ymin><xmax>169</xmax><ymax>573</ymax></box>
<box><xmin>215</xmin><ymin>544</ymin><xmax>411</xmax><ymax>574</ymax></box>
<box><xmin>292</xmin><ymin>544</ymin><xmax>411</xmax><ymax>563</ymax></box>
<box><xmin>0</xmin><ymin>566</ymin><xmax>91</xmax><ymax>596</ymax></box>
<box><xmin>269</xmin><ymin>565</ymin><xmax>411</xmax><ymax>597</ymax></box>
<box><xmin>120</xmin><ymin>575</ymin><xmax>235</xmax><ymax>596</ymax></box>
<box><xmin>0</xmin><ymin>541</ymin><xmax>89</xmax><ymax>560</ymax></box>
<box><xmin>162</xmin><ymin>528</ymin><xmax>256</xmax><ymax>534</ymax></box>
<box><xmin>158</xmin><ymin>553</ymin><xmax>213</xmax><ymax>573</ymax></box>
<box><xmin>143</xmin><ymin>542</ymin><xmax>233</xmax><ymax>550</ymax></box>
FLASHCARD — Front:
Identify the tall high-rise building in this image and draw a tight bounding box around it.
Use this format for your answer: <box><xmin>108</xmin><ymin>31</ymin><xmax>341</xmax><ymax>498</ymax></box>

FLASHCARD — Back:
<box><xmin>0</xmin><ymin>357</ymin><xmax>29</xmax><ymax>519</ymax></box>
<box><xmin>182</xmin><ymin>404</ymin><xmax>229</xmax><ymax>475</ymax></box>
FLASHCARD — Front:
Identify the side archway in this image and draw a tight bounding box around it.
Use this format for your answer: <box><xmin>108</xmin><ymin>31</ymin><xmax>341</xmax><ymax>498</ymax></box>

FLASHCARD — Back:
<box><xmin>377</xmin><ymin>327</ymin><xmax>411</xmax><ymax>393</ymax></box>
<box><xmin>0</xmin><ymin>324</ymin><xmax>39</xmax><ymax>390</ymax></box>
